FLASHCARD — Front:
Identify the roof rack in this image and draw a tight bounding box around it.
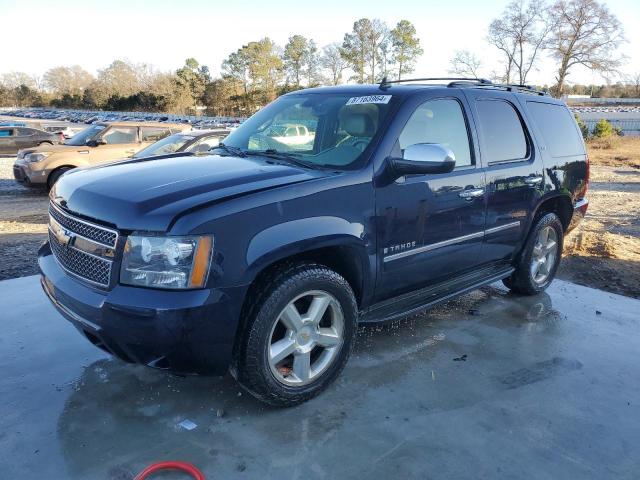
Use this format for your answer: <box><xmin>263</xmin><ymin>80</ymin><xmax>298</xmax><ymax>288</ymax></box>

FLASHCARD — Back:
<box><xmin>379</xmin><ymin>77</ymin><xmax>492</xmax><ymax>89</ymax></box>
<box><xmin>378</xmin><ymin>76</ymin><xmax>548</xmax><ymax>96</ymax></box>
<box><xmin>473</xmin><ymin>83</ymin><xmax>549</xmax><ymax>96</ymax></box>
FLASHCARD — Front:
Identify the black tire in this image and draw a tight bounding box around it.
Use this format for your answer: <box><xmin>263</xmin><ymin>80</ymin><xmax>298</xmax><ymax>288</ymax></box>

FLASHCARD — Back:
<box><xmin>47</xmin><ymin>167</ymin><xmax>72</xmax><ymax>190</ymax></box>
<box><xmin>235</xmin><ymin>263</ymin><xmax>358</xmax><ymax>407</ymax></box>
<box><xmin>503</xmin><ymin>212</ymin><xmax>564</xmax><ymax>295</ymax></box>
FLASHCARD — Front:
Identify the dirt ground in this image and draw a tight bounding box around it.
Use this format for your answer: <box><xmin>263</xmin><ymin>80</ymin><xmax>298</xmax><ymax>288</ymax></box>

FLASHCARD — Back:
<box><xmin>1</xmin><ymin>137</ymin><xmax>639</xmax><ymax>298</ymax></box>
<box><xmin>557</xmin><ymin>136</ymin><xmax>640</xmax><ymax>299</ymax></box>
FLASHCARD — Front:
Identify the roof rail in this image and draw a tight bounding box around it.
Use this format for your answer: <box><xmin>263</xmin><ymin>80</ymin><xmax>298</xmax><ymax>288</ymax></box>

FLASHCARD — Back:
<box><xmin>471</xmin><ymin>83</ymin><xmax>548</xmax><ymax>96</ymax></box>
<box><xmin>378</xmin><ymin>76</ymin><xmax>549</xmax><ymax>96</ymax></box>
<box><xmin>379</xmin><ymin>76</ymin><xmax>491</xmax><ymax>90</ymax></box>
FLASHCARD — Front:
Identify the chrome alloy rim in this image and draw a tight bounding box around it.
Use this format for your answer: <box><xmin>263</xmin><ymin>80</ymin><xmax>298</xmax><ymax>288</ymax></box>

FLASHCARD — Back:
<box><xmin>268</xmin><ymin>290</ymin><xmax>344</xmax><ymax>386</ymax></box>
<box><xmin>531</xmin><ymin>225</ymin><xmax>558</xmax><ymax>285</ymax></box>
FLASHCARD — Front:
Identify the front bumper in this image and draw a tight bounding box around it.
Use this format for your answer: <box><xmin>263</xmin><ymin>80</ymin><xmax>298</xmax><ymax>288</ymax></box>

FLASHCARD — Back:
<box><xmin>13</xmin><ymin>164</ymin><xmax>28</xmax><ymax>183</ymax></box>
<box><xmin>39</xmin><ymin>242</ymin><xmax>247</xmax><ymax>375</ymax></box>
<box><xmin>13</xmin><ymin>160</ymin><xmax>47</xmax><ymax>185</ymax></box>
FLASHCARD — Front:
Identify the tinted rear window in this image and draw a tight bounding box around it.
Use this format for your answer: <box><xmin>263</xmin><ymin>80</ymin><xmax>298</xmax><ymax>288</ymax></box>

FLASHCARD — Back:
<box><xmin>527</xmin><ymin>102</ymin><xmax>585</xmax><ymax>157</ymax></box>
<box><xmin>476</xmin><ymin>100</ymin><xmax>528</xmax><ymax>163</ymax></box>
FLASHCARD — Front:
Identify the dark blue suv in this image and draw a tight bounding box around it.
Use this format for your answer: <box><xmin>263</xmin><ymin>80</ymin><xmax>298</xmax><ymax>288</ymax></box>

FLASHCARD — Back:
<box><xmin>39</xmin><ymin>79</ymin><xmax>589</xmax><ymax>406</ymax></box>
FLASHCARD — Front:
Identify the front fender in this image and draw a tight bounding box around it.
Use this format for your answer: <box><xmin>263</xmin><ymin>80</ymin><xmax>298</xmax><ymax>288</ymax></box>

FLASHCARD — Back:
<box><xmin>244</xmin><ymin>216</ymin><xmax>368</xmax><ymax>283</ymax></box>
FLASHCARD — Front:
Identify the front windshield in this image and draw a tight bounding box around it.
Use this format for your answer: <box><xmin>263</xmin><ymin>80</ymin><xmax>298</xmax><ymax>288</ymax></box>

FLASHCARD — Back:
<box><xmin>221</xmin><ymin>93</ymin><xmax>395</xmax><ymax>169</ymax></box>
<box><xmin>64</xmin><ymin>124</ymin><xmax>105</xmax><ymax>146</ymax></box>
<box><xmin>134</xmin><ymin>133</ymin><xmax>194</xmax><ymax>158</ymax></box>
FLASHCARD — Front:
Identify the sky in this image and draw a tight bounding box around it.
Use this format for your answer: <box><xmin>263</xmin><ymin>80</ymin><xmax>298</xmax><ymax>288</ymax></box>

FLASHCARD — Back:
<box><xmin>1</xmin><ymin>0</ymin><xmax>639</xmax><ymax>86</ymax></box>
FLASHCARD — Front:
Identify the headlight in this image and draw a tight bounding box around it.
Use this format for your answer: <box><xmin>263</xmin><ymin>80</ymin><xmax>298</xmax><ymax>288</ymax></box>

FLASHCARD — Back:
<box><xmin>25</xmin><ymin>152</ymin><xmax>52</xmax><ymax>163</ymax></box>
<box><xmin>121</xmin><ymin>235</ymin><xmax>213</xmax><ymax>289</ymax></box>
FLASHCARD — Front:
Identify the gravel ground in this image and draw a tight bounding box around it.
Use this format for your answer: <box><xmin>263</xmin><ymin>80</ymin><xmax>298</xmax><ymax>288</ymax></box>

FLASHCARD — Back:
<box><xmin>1</xmin><ymin>153</ymin><xmax>638</xmax><ymax>298</ymax></box>
<box><xmin>0</xmin><ymin>156</ymin><xmax>49</xmax><ymax>280</ymax></box>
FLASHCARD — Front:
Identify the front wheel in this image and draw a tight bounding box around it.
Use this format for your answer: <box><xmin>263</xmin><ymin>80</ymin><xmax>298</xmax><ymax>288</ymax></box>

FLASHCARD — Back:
<box><xmin>235</xmin><ymin>263</ymin><xmax>357</xmax><ymax>407</ymax></box>
<box><xmin>503</xmin><ymin>213</ymin><xmax>564</xmax><ymax>295</ymax></box>
<box><xmin>47</xmin><ymin>167</ymin><xmax>72</xmax><ymax>190</ymax></box>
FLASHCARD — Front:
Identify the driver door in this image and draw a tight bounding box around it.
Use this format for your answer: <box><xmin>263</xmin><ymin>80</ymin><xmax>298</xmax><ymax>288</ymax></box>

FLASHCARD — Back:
<box><xmin>375</xmin><ymin>94</ymin><xmax>487</xmax><ymax>300</ymax></box>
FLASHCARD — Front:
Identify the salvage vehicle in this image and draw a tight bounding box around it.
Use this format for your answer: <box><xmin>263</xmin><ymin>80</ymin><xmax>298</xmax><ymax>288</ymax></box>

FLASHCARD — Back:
<box><xmin>0</xmin><ymin>126</ymin><xmax>61</xmax><ymax>154</ymax></box>
<box><xmin>13</xmin><ymin>121</ymin><xmax>189</xmax><ymax>188</ymax></box>
<box><xmin>132</xmin><ymin>129</ymin><xmax>231</xmax><ymax>159</ymax></box>
<box><xmin>39</xmin><ymin>78</ymin><xmax>589</xmax><ymax>406</ymax></box>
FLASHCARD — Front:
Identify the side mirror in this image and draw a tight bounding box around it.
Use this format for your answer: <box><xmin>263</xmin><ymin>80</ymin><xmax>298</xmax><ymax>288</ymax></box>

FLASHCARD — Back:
<box><xmin>87</xmin><ymin>139</ymin><xmax>106</xmax><ymax>147</ymax></box>
<box><xmin>389</xmin><ymin>143</ymin><xmax>456</xmax><ymax>177</ymax></box>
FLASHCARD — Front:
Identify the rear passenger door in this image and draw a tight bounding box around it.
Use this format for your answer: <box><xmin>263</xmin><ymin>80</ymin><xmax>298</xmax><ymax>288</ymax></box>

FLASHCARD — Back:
<box><xmin>463</xmin><ymin>90</ymin><xmax>544</xmax><ymax>264</ymax></box>
<box><xmin>14</xmin><ymin>128</ymin><xmax>38</xmax><ymax>149</ymax></box>
<box><xmin>0</xmin><ymin>128</ymin><xmax>15</xmax><ymax>153</ymax></box>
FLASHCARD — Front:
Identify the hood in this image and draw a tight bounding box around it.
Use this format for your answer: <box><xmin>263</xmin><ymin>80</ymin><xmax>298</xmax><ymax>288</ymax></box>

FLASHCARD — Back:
<box><xmin>51</xmin><ymin>154</ymin><xmax>328</xmax><ymax>231</ymax></box>
<box><xmin>18</xmin><ymin>143</ymin><xmax>90</xmax><ymax>157</ymax></box>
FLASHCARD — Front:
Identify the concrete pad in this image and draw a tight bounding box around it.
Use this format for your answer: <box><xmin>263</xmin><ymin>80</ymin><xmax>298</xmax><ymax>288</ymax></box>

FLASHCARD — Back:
<box><xmin>1</xmin><ymin>275</ymin><xmax>639</xmax><ymax>479</ymax></box>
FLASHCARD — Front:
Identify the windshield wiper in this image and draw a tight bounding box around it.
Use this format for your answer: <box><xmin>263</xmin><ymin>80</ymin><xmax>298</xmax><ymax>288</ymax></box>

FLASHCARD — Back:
<box><xmin>247</xmin><ymin>149</ymin><xmax>316</xmax><ymax>169</ymax></box>
<box><xmin>214</xmin><ymin>143</ymin><xmax>247</xmax><ymax>157</ymax></box>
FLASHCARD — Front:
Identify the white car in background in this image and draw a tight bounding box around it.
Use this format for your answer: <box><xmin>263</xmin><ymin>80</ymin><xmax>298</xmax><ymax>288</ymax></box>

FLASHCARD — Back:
<box><xmin>266</xmin><ymin>123</ymin><xmax>315</xmax><ymax>146</ymax></box>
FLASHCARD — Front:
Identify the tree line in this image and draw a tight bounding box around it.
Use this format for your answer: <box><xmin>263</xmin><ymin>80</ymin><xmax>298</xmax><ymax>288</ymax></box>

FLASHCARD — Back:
<box><xmin>0</xmin><ymin>0</ymin><xmax>634</xmax><ymax>116</ymax></box>
<box><xmin>0</xmin><ymin>18</ymin><xmax>421</xmax><ymax>116</ymax></box>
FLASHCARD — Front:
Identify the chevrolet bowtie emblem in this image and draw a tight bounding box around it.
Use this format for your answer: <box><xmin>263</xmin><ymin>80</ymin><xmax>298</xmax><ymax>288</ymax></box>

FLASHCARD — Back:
<box><xmin>52</xmin><ymin>221</ymin><xmax>76</xmax><ymax>248</ymax></box>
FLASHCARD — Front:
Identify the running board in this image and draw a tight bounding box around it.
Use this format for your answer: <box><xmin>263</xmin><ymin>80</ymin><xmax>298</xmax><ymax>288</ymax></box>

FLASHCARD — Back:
<box><xmin>359</xmin><ymin>266</ymin><xmax>514</xmax><ymax>324</ymax></box>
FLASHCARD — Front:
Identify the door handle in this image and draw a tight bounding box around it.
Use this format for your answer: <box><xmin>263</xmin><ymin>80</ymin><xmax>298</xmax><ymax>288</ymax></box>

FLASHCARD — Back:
<box><xmin>524</xmin><ymin>175</ymin><xmax>543</xmax><ymax>186</ymax></box>
<box><xmin>458</xmin><ymin>188</ymin><xmax>485</xmax><ymax>200</ymax></box>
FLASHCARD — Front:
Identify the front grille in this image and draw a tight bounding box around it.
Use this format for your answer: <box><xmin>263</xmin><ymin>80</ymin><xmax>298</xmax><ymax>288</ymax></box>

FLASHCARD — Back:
<box><xmin>48</xmin><ymin>202</ymin><xmax>117</xmax><ymax>287</ymax></box>
<box><xmin>49</xmin><ymin>230</ymin><xmax>112</xmax><ymax>286</ymax></box>
<box><xmin>49</xmin><ymin>203</ymin><xmax>117</xmax><ymax>248</ymax></box>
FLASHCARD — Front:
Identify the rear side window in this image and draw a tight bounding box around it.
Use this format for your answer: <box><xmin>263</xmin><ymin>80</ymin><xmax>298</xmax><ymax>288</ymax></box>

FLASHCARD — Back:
<box><xmin>102</xmin><ymin>127</ymin><xmax>138</xmax><ymax>144</ymax></box>
<box><xmin>476</xmin><ymin>100</ymin><xmax>528</xmax><ymax>163</ymax></box>
<box><xmin>141</xmin><ymin>127</ymin><xmax>172</xmax><ymax>142</ymax></box>
<box><xmin>16</xmin><ymin>128</ymin><xmax>36</xmax><ymax>136</ymax></box>
<box><xmin>0</xmin><ymin>128</ymin><xmax>14</xmax><ymax>137</ymax></box>
<box><xmin>399</xmin><ymin>98</ymin><xmax>473</xmax><ymax>167</ymax></box>
<box><xmin>526</xmin><ymin>102</ymin><xmax>585</xmax><ymax>157</ymax></box>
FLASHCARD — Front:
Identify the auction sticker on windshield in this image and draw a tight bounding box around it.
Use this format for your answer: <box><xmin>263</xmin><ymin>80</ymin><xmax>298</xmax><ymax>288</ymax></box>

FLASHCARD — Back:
<box><xmin>346</xmin><ymin>95</ymin><xmax>392</xmax><ymax>105</ymax></box>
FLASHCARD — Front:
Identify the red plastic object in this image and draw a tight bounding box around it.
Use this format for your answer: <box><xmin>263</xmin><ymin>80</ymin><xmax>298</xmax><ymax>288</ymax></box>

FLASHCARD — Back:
<box><xmin>134</xmin><ymin>461</ymin><xmax>205</xmax><ymax>480</ymax></box>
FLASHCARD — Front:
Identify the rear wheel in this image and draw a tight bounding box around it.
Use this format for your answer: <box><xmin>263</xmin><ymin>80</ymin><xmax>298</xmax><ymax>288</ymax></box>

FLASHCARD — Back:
<box><xmin>235</xmin><ymin>263</ymin><xmax>357</xmax><ymax>407</ymax></box>
<box><xmin>47</xmin><ymin>167</ymin><xmax>72</xmax><ymax>190</ymax></box>
<box><xmin>503</xmin><ymin>213</ymin><xmax>563</xmax><ymax>295</ymax></box>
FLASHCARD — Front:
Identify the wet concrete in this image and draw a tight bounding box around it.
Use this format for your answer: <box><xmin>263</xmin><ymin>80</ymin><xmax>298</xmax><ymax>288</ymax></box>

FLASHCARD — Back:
<box><xmin>1</xmin><ymin>275</ymin><xmax>639</xmax><ymax>479</ymax></box>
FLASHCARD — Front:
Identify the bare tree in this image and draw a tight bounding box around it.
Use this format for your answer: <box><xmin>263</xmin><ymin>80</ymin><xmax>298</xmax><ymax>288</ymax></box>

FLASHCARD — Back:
<box><xmin>43</xmin><ymin>66</ymin><xmax>94</xmax><ymax>96</ymax></box>
<box><xmin>0</xmin><ymin>71</ymin><xmax>37</xmax><ymax>90</ymax></box>
<box><xmin>321</xmin><ymin>43</ymin><xmax>347</xmax><ymax>85</ymax></box>
<box><xmin>626</xmin><ymin>72</ymin><xmax>640</xmax><ymax>97</ymax></box>
<box><xmin>548</xmin><ymin>0</ymin><xmax>626</xmax><ymax>95</ymax></box>
<box><xmin>488</xmin><ymin>0</ymin><xmax>553</xmax><ymax>85</ymax></box>
<box><xmin>449</xmin><ymin>50</ymin><xmax>483</xmax><ymax>78</ymax></box>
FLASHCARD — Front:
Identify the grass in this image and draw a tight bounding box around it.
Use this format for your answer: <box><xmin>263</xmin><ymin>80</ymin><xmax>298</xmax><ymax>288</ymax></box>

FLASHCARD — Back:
<box><xmin>586</xmin><ymin>136</ymin><xmax>640</xmax><ymax>168</ymax></box>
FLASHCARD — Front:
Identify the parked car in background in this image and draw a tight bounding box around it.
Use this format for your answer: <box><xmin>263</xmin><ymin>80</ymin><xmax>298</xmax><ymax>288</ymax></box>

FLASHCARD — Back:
<box><xmin>42</xmin><ymin>124</ymin><xmax>80</xmax><ymax>139</ymax></box>
<box><xmin>133</xmin><ymin>129</ymin><xmax>230</xmax><ymax>159</ymax></box>
<box><xmin>263</xmin><ymin>123</ymin><xmax>315</xmax><ymax>146</ymax></box>
<box><xmin>0</xmin><ymin>126</ymin><xmax>61</xmax><ymax>155</ymax></box>
<box><xmin>13</xmin><ymin>121</ymin><xmax>189</xmax><ymax>188</ymax></box>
